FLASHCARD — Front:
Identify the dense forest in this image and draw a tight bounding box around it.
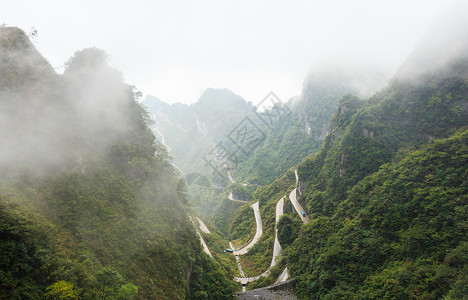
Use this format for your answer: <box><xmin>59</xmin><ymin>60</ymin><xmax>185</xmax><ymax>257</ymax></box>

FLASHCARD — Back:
<box><xmin>226</xmin><ymin>23</ymin><xmax>468</xmax><ymax>298</ymax></box>
<box><xmin>0</xmin><ymin>27</ymin><xmax>235</xmax><ymax>299</ymax></box>
<box><xmin>1</xmin><ymin>4</ymin><xmax>467</xmax><ymax>299</ymax></box>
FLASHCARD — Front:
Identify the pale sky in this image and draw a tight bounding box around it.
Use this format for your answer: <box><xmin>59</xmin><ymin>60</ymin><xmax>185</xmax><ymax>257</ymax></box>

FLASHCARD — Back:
<box><xmin>2</xmin><ymin>0</ymin><xmax>456</xmax><ymax>104</ymax></box>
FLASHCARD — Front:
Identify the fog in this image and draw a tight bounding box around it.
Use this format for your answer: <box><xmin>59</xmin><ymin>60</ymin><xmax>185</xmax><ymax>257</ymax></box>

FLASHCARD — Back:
<box><xmin>1</xmin><ymin>1</ymin><xmax>467</xmax><ymax>177</ymax></box>
<box><xmin>2</xmin><ymin>0</ymin><xmax>458</xmax><ymax>104</ymax></box>
<box><xmin>396</xmin><ymin>1</ymin><xmax>468</xmax><ymax>81</ymax></box>
<box><xmin>0</xmin><ymin>29</ymin><xmax>141</xmax><ymax>177</ymax></box>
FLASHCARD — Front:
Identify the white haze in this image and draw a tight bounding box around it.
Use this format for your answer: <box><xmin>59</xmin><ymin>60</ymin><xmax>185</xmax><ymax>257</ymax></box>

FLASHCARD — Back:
<box><xmin>396</xmin><ymin>1</ymin><xmax>468</xmax><ymax>81</ymax></box>
<box><xmin>0</xmin><ymin>30</ymin><xmax>140</xmax><ymax>175</ymax></box>
<box><xmin>1</xmin><ymin>0</ymin><xmax>458</xmax><ymax>104</ymax></box>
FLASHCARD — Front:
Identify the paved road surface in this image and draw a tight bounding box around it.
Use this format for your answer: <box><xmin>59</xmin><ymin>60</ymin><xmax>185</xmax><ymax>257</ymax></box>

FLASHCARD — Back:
<box><xmin>151</xmin><ymin>127</ymin><xmax>171</xmax><ymax>152</ymax></box>
<box><xmin>188</xmin><ymin>215</ymin><xmax>212</xmax><ymax>257</ymax></box>
<box><xmin>236</xmin><ymin>279</ymin><xmax>297</xmax><ymax>300</ymax></box>
<box><xmin>233</xmin><ymin>170</ymin><xmax>308</xmax><ymax>285</ymax></box>
<box><xmin>234</xmin><ymin>202</ymin><xmax>262</xmax><ymax>255</ymax></box>
<box><xmin>197</xmin><ymin>230</ymin><xmax>212</xmax><ymax>257</ymax></box>
<box><xmin>197</xmin><ymin>217</ymin><xmax>211</xmax><ymax>234</ymax></box>
<box><xmin>275</xmin><ymin>268</ymin><xmax>289</xmax><ymax>284</ymax></box>
<box><xmin>288</xmin><ymin>189</ymin><xmax>309</xmax><ymax>224</ymax></box>
<box><xmin>227</xmin><ymin>170</ymin><xmax>236</xmax><ymax>183</ymax></box>
<box><xmin>270</xmin><ymin>197</ymin><xmax>284</xmax><ymax>267</ymax></box>
<box><xmin>234</xmin><ymin>197</ymin><xmax>285</xmax><ymax>284</ymax></box>
<box><xmin>230</xmin><ymin>241</ymin><xmax>246</xmax><ymax>278</ymax></box>
<box><xmin>228</xmin><ymin>192</ymin><xmax>249</xmax><ymax>204</ymax></box>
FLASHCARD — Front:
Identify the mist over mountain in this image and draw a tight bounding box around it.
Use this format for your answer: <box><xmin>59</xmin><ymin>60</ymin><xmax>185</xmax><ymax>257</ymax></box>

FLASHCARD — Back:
<box><xmin>1</xmin><ymin>3</ymin><xmax>467</xmax><ymax>299</ymax></box>
<box><xmin>0</xmin><ymin>27</ymin><xmax>235</xmax><ymax>299</ymax></box>
<box><xmin>227</xmin><ymin>7</ymin><xmax>468</xmax><ymax>297</ymax></box>
<box><xmin>142</xmin><ymin>88</ymin><xmax>254</xmax><ymax>175</ymax></box>
<box><xmin>396</xmin><ymin>2</ymin><xmax>468</xmax><ymax>82</ymax></box>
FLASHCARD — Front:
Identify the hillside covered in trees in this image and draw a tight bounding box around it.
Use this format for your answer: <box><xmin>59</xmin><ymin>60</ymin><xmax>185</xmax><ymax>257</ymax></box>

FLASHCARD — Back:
<box><xmin>0</xmin><ymin>27</ymin><xmax>235</xmax><ymax>299</ymax></box>
<box><xmin>2</xmin><ymin>4</ymin><xmax>467</xmax><ymax>299</ymax></box>
<box><xmin>227</xmin><ymin>15</ymin><xmax>468</xmax><ymax>298</ymax></box>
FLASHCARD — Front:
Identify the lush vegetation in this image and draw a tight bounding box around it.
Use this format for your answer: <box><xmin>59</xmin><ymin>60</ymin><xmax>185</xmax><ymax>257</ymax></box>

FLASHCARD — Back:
<box><xmin>3</xmin><ymin>14</ymin><xmax>465</xmax><ymax>299</ymax></box>
<box><xmin>0</xmin><ymin>28</ymin><xmax>235</xmax><ymax>299</ymax></box>
<box><xmin>221</xmin><ymin>39</ymin><xmax>468</xmax><ymax>298</ymax></box>
<box><xmin>289</xmin><ymin>129</ymin><xmax>467</xmax><ymax>298</ymax></box>
<box><xmin>281</xmin><ymin>56</ymin><xmax>468</xmax><ymax>298</ymax></box>
<box><xmin>233</xmin><ymin>69</ymin><xmax>370</xmax><ymax>186</ymax></box>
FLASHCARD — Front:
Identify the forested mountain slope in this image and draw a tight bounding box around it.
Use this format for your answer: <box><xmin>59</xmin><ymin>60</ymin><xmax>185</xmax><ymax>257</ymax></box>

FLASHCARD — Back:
<box><xmin>232</xmin><ymin>65</ymin><xmax>387</xmax><ymax>186</ymax></box>
<box><xmin>222</xmin><ymin>10</ymin><xmax>468</xmax><ymax>297</ymax></box>
<box><xmin>282</xmin><ymin>23</ymin><xmax>468</xmax><ymax>298</ymax></box>
<box><xmin>290</xmin><ymin>129</ymin><xmax>467</xmax><ymax>298</ymax></box>
<box><xmin>142</xmin><ymin>88</ymin><xmax>254</xmax><ymax>175</ymax></box>
<box><xmin>0</xmin><ymin>27</ymin><xmax>235</xmax><ymax>299</ymax></box>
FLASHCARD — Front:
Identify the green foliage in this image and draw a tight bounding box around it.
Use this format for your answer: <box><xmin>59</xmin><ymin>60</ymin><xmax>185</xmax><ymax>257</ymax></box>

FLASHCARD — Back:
<box><xmin>288</xmin><ymin>129</ymin><xmax>468</xmax><ymax>299</ymax></box>
<box><xmin>96</xmin><ymin>268</ymin><xmax>123</xmax><ymax>299</ymax></box>
<box><xmin>285</xmin><ymin>59</ymin><xmax>468</xmax><ymax>298</ymax></box>
<box><xmin>230</xmin><ymin>184</ymin><xmax>255</xmax><ymax>201</ymax></box>
<box><xmin>189</xmin><ymin>252</ymin><xmax>236</xmax><ymax>299</ymax></box>
<box><xmin>228</xmin><ymin>170</ymin><xmax>295</xmax><ymax>276</ymax></box>
<box><xmin>0</xmin><ymin>200</ymin><xmax>53</xmax><ymax>299</ymax></box>
<box><xmin>116</xmin><ymin>283</ymin><xmax>138</xmax><ymax>300</ymax></box>
<box><xmin>0</xmin><ymin>29</ymin><xmax>234</xmax><ymax>299</ymax></box>
<box><xmin>233</xmin><ymin>73</ymin><xmax>361</xmax><ymax>186</ymax></box>
<box><xmin>277</xmin><ymin>215</ymin><xmax>301</xmax><ymax>247</ymax></box>
<box><xmin>44</xmin><ymin>281</ymin><xmax>80</xmax><ymax>300</ymax></box>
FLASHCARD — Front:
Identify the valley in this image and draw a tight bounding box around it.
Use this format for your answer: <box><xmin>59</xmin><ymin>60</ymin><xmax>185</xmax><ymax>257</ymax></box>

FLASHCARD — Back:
<box><xmin>1</xmin><ymin>3</ymin><xmax>468</xmax><ymax>299</ymax></box>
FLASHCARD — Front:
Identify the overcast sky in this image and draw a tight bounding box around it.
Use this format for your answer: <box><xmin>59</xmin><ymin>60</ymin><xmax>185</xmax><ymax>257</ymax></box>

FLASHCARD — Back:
<box><xmin>2</xmin><ymin>0</ymin><xmax>457</xmax><ymax>104</ymax></box>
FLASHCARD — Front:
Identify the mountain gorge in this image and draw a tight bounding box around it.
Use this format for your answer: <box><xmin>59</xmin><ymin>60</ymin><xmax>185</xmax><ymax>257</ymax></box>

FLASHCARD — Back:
<box><xmin>143</xmin><ymin>9</ymin><xmax>467</xmax><ymax>299</ymax></box>
<box><xmin>1</xmin><ymin>5</ymin><xmax>467</xmax><ymax>299</ymax></box>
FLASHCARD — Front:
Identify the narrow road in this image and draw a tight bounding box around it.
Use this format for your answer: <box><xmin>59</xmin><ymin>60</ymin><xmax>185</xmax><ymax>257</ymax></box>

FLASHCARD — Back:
<box><xmin>151</xmin><ymin>127</ymin><xmax>171</xmax><ymax>152</ymax></box>
<box><xmin>230</xmin><ymin>241</ymin><xmax>246</xmax><ymax>278</ymax></box>
<box><xmin>227</xmin><ymin>170</ymin><xmax>236</xmax><ymax>183</ymax></box>
<box><xmin>227</xmin><ymin>170</ymin><xmax>248</xmax><ymax>186</ymax></box>
<box><xmin>188</xmin><ymin>215</ymin><xmax>212</xmax><ymax>257</ymax></box>
<box><xmin>228</xmin><ymin>192</ymin><xmax>249</xmax><ymax>204</ymax></box>
<box><xmin>234</xmin><ymin>202</ymin><xmax>262</xmax><ymax>255</ymax></box>
<box><xmin>289</xmin><ymin>170</ymin><xmax>309</xmax><ymax>224</ymax></box>
<box><xmin>234</xmin><ymin>196</ymin><xmax>285</xmax><ymax>284</ymax></box>
<box><xmin>232</xmin><ymin>170</ymin><xmax>308</xmax><ymax>286</ymax></box>
<box><xmin>197</xmin><ymin>230</ymin><xmax>213</xmax><ymax>257</ymax></box>
<box><xmin>288</xmin><ymin>189</ymin><xmax>309</xmax><ymax>224</ymax></box>
<box><xmin>270</xmin><ymin>196</ymin><xmax>284</xmax><ymax>267</ymax></box>
<box><xmin>275</xmin><ymin>268</ymin><xmax>289</xmax><ymax>284</ymax></box>
<box><xmin>197</xmin><ymin>217</ymin><xmax>211</xmax><ymax>234</ymax></box>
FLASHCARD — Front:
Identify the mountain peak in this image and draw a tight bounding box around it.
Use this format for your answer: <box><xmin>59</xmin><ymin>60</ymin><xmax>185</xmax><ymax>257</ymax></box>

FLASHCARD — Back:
<box><xmin>0</xmin><ymin>27</ymin><xmax>30</xmax><ymax>50</ymax></box>
<box><xmin>0</xmin><ymin>27</ymin><xmax>55</xmax><ymax>89</ymax></box>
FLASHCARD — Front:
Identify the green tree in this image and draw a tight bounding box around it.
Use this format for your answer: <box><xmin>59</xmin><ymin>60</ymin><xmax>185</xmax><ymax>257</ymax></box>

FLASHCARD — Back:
<box><xmin>277</xmin><ymin>215</ymin><xmax>300</xmax><ymax>247</ymax></box>
<box><xmin>116</xmin><ymin>283</ymin><xmax>138</xmax><ymax>300</ymax></box>
<box><xmin>44</xmin><ymin>281</ymin><xmax>80</xmax><ymax>300</ymax></box>
<box><xmin>96</xmin><ymin>268</ymin><xmax>123</xmax><ymax>299</ymax></box>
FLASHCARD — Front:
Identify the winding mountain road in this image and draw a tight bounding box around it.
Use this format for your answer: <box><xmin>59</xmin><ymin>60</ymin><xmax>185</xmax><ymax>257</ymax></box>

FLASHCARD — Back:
<box><xmin>228</xmin><ymin>192</ymin><xmax>249</xmax><ymax>204</ymax></box>
<box><xmin>288</xmin><ymin>189</ymin><xmax>309</xmax><ymax>224</ymax></box>
<box><xmin>234</xmin><ymin>202</ymin><xmax>263</xmax><ymax>255</ymax></box>
<box><xmin>290</xmin><ymin>171</ymin><xmax>309</xmax><ymax>224</ymax></box>
<box><xmin>197</xmin><ymin>217</ymin><xmax>211</xmax><ymax>234</ymax></box>
<box><xmin>188</xmin><ymin>168</ymin><xmax>305</xmax><ymax>286</ymax></box>
<box><xmin>234</xmin><ymin>170</ymin><xmax>308</xmax><ymax>285</ymax></box>
<box><xmin>188</xmin><ymin>215</ymin><xmax>212</xmax><ymax>257</ymax></box>
<box><xmin>234</xmin><ymin>196</ymin><xmax>285</xmax><ymax>284</ymax></box>
<box><xmin>270</xmin><ymin>196</ymin><xmax>284</xmax><ymax>267</ymax></box>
